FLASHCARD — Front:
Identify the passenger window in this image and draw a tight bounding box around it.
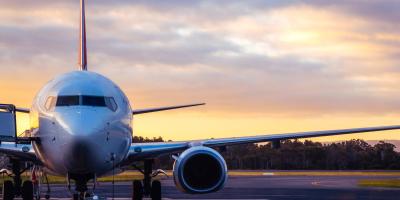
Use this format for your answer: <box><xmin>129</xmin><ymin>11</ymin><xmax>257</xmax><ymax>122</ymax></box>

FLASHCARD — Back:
<box><xmin>105</xmin><ymin>97</ymin><xmax>118</xmax><ymax>112</ymax></box>
<box><xmin>45</xmin><ymin>96</ymin><xmax>56</xmax><ymax>111</ymax></box>
<box><xmin>56</xmin><ymin>96</ymin><xmax>80</xmax><ymax>106</ymax></box>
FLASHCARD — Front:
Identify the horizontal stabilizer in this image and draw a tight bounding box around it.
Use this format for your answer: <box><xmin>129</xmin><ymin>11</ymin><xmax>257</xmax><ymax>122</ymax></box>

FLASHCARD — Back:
<box><xmin>132</xmin><ymin>103</ymin><xmax>205</xmax><ymax>115</ymax></box>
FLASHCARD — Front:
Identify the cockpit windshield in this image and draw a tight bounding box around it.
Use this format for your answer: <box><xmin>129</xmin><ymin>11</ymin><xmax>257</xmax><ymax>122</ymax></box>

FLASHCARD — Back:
<box><xmin>50</xmin><ymin>95</ymin><xmax>118</xmax><ymax>111</ymax></box>
<box><xmin>82</xmin><ymin>96</ymin><xmax>106</xmax><ymax>107</ymax></box>
<box><xmin>56</xmin><ymin>96</ymin><xmax>79</xmax><ymax>106</ymax></box>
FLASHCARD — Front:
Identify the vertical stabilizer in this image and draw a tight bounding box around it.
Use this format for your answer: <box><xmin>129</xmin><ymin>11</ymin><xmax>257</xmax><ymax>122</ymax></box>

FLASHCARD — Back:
<box><xmin>78</xmin><ymin>0</ymin><xmax>88</xmax><ymax>71</ymax></box>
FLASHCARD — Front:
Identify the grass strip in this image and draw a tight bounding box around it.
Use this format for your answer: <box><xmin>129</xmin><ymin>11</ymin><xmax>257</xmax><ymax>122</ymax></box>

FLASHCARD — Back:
<box><xmin>358</xmin><ymin>179</ymin><xmax>400</xmax><ymax>188</ymax></box>
<box><xmin>0</xmin><ymin>171</ymin><xmax>399</xmax><ymax>184</ymax></box>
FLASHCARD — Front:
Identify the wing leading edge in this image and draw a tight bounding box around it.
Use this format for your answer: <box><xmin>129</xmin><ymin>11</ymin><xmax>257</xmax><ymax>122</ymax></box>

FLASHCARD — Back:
<box><xmin>5</xmin><ymin>102</ymin><xmax>207</xmax><ymax>115</ymax></box>
<box><xmin>125</xmin><ymin>125</ymin><xmax>400</xmax><ymax>163</ymax></box>
<box><xmin>132</xmin><ymin>103</ymin><xmax>205</xmax><ymax>115</ymax></box>
<box><xmin>0</xmin><ymin>142</ymin><xmax>37</xmax><ymax>162</ymax></box>
<box><xmin>202</xmin><ymin>125</ymin><xmax>400</xmax><ymax>147</ymax></box>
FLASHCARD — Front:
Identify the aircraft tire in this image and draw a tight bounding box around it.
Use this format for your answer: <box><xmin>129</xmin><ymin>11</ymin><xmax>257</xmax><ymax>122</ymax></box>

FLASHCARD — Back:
<box><xmin>150</xmin><ymin>180</ymin><xmax>162</xmax><ymax>200</ymax></box>
<box><xmin>22</xmin><ymin>180</ymin><xmax>34</xmax><ymax>200</ymax></box>
<box><xmin>3</xmin><ymin>180</ymin><xmax>14</xmax><ymax>200</ymax></box>
<box><xmin>133</xmin><ymin>180</ymin><xmax>143</xmax><ymax>200</ymax></box>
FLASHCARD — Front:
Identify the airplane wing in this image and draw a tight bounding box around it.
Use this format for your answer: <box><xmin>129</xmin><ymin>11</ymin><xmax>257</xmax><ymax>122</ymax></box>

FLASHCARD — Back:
<box><xmin>10</xmin><ymin>103</ymin><xmax>205</xmax><ymax>115</ymax></box>
<box><xmin>132</xmin><ymin>103</ymin><xmax>205</xmax><ymax>115</ymax></box>
<box><xmin>0</xmin><ymin>142</ymin><xmax>37</xmax><ymax>162</ymax></box>
<box><xmin>125</xmin><ymin>141</ymin><xmax>189</xmax><ymax>161</ymax></box>
<box><xmin>124</xmin><ymin>125</ymin><xmax>400</xmax><ymax>163</ymax></box>
<box><xmin>9</xmin><ymin>103</ymin><xmax>206</xmax><ymax>115</ymax></box>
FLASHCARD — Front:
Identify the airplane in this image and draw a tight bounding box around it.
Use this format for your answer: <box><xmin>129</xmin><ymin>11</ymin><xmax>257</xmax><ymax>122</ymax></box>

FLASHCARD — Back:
<box><xmin>0</xmin><ymin>0</ymin><xmax>400</xmax><ymax>199</ymax></box>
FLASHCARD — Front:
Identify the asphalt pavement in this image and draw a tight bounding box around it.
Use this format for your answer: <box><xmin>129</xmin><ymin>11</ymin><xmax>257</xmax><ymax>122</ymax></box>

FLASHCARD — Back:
<box><xmin>23</xmin><ymin>174</ymin><xmax>400</xmax><ymax>200</ymax></box>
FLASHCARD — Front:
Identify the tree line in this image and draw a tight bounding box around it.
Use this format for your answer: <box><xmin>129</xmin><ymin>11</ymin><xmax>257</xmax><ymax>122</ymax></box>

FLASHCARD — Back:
<box><xmin>133</xmin><ymin>136</ymin><xmax>400</xmax><ymax>170</ymax></box>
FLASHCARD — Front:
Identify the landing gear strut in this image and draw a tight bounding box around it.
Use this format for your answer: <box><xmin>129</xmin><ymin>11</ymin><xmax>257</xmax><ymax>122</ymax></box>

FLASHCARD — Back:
<box><xmin>12</xmin><ymin>159</ymin><xmax>22</xmax><ymax>196</ymax></box>
<box><xmin>132</xmin><ymin>160</ymin><xmax>162</xmax><ymax>200</ymax></box>
<box><xmin>143</xmin><ymin>159</ymin><xmax>152</xmax><ymax>196</ymax></box>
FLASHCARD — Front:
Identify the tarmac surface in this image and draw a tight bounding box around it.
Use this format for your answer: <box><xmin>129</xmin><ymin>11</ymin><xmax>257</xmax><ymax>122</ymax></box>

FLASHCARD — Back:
<box><xmin>33</xmin><ymin>174</ymin><xmax>400</xmax><ymax>200</ymax></box>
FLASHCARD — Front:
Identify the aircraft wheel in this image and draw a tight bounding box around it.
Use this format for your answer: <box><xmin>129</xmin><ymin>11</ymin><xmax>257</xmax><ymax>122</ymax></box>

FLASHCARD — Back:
<box><xmin>150</xmin><ymin>180</ymin><xmax>162</xmax><ymax>200</ymax></box>
<box><xmin>3</xmin><ymin>180</ymin><xmax>14</xmax><ymax>200</ymax></box>
<box><xmin>34</xmin><ymin>191</ymin><xmax>41</xmax><ymax>200</ymax></box>
<box><xmin>22</xmin><ymin>180</ymin><xmax>34</xmax><ymax>200</ymax></box>
<box><xmin>45</xmin><ymin>194</ymin><xmax>50</xmax><ymax>199</ymax></box>
<box><xmin>133</xmin><ymin>180</ymin><xmax>143</xmax><ymax>200</ymax></box>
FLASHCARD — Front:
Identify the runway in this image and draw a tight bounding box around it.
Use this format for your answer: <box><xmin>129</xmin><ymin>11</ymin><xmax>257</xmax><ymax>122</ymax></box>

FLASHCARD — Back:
<box><xmin>36</xmin><ymin>174</ymin><xmax>400</xmax><ymax>200</ymax></box>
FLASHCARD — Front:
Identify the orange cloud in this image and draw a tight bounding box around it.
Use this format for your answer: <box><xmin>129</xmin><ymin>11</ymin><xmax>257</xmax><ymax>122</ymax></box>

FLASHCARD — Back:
<box><xmin>1</xmin><ymin>1</ymin><xmax>400</xmax><ymax>142</ymax></box>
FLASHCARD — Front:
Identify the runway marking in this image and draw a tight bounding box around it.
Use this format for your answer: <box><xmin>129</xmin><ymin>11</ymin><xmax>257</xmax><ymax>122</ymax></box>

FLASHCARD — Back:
<box><xmin>311</xmin><ymin>181</ymin><xmax>321</xmax><ymax>186</ymax></box>
<box><xmin>262</xmin><ymin>172</ymin><xmax>274</xmax><ymax>176</ymax></box>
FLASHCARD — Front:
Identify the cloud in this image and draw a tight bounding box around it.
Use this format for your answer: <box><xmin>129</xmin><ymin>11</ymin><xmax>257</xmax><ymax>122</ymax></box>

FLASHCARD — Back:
<box><xmin>0</xmin><ymin>0</ymin><xmax>400</xmax><ymax>118</ymax></box>
<box><xmin>304</xmin><ymin>0</ymin><xmax>400</xmax><ymax>24</ymax></box>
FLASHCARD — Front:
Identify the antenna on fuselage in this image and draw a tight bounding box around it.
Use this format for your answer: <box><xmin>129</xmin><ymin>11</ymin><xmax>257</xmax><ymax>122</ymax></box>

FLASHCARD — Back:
<box><xmin>78</xmin><ymin>0</ymin><xmax>88</xmax><ymax>71</ymax></box>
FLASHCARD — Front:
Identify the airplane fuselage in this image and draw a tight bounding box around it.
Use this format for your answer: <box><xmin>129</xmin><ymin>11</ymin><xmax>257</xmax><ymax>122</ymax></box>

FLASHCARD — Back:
<box><xmin>30</xmin><ymin>71</ymin><xmax>133</xmax><ymax>176</ymax></box>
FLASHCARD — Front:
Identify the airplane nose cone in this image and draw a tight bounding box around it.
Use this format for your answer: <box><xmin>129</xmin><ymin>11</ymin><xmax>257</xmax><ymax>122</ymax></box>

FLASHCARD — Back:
<box><xmin>56</xmin><ymin>109</ymin><xmax>107</xmax><ymax>136</ymax></box>
<box><xmin>63</xmin><ymin>136</ymin><xmax>98</xmax><ymax>173</ymax></box>
<box><xmin>55</xmin><ymin>109</ymin><xmax>111</xmax><ymax>173</ymax></box>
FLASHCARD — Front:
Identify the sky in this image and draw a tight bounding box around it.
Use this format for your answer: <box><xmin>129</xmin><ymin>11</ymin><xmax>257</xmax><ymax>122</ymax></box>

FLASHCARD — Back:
<box><xmin>1</xmin><ymin>0</ymin><xmax>400</xmax><ymax>142</ymax></box>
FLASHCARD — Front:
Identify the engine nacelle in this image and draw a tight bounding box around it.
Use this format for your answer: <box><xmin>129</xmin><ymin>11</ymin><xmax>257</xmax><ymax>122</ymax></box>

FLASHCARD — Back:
<box><xmin>173</xmin><ymin>146</ymin><xmax>228</xmax><ymax>194</ymax></box>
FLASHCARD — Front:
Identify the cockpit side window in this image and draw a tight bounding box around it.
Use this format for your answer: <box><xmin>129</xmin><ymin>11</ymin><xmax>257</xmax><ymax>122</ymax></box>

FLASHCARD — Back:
<box><xmin>105</xmin><ymin>97</ymin><xmax>118</xmax><ymax>112</ymax></box>
<box><xmin>45</xmin><ymin>96</ymin><xmax>56</xmax><ymax>111</ymax></box>
<box><xmin>56</xmin><ymin>96</ymin><xmax>80</xmax><ymax>106</ymax></box>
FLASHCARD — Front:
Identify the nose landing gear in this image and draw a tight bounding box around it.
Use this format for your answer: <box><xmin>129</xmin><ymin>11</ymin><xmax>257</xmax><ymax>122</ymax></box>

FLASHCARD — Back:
<box><xmin>69</xmin><ymin>173</ymin><xmax>95</xmax><ymax>200</ymax></box>
<box><xmin>132</xmin><ymin>160</ymin><xmax>163</xmax><ymax>200</ymax></box>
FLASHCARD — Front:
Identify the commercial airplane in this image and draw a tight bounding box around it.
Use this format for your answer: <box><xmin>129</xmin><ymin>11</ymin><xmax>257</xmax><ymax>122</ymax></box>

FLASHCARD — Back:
<box><xmin>1</xmin><ymin>0</ymin><xmax>400</xmax><ymax>199</ymax></box>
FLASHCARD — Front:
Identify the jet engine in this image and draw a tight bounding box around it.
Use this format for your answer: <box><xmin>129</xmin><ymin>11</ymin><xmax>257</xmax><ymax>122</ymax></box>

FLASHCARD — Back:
<box><xmin>173</xmin><ymin>146</ymin><xmax>228</xmax><ymax>194</ymax></box>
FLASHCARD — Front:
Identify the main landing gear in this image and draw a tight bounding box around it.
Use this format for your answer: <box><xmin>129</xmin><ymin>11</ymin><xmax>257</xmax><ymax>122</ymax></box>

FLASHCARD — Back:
<box><xmin>132</xmin><ymin>160</ymin><xmax>163</xmax><ymax>200</ymax></box>
<box><xmin>2</xmin><ymin>159</ymin><xmax>38</xmax><ymax>200</ymax></box>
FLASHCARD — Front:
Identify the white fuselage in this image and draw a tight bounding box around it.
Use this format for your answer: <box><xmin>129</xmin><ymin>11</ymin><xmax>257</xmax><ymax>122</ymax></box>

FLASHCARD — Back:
<box><xmin>30</xmin><ymin>71</ymin><xmax>133</xmax><ymax>176</ymax></box>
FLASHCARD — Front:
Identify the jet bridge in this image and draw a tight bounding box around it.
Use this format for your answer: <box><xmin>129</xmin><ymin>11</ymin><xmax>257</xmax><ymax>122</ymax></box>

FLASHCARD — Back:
<box><xmin>0</xmin><ymin>104</ymin><xmax>17</xmax><ymax>142</ymax></box>
<box><xmin>0</xmin><ymin>104</ymin><xmax>33</xmax><ymax>144</ymax></box>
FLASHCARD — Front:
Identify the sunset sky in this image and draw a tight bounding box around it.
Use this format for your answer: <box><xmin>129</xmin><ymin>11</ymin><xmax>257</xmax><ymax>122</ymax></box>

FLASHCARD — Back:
<box><xmin>1</xmin><ymin>0</ymin><xmax>400</xmax><ymax>142</ymax></box>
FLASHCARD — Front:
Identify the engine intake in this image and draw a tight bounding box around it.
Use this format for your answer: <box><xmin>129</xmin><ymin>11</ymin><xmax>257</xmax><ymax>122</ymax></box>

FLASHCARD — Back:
<box><xmin>173</xmin><ymin>146</ymin><xmax>228</xmax><ymax>194</ymax></box>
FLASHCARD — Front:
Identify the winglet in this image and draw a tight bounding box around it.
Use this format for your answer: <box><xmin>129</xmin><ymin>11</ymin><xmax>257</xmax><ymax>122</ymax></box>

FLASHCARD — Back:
<box><xmin>78</xmin><ymin>0</ymin><xmax>88</xmax><ymax>71</ymax></box>
<box><xmin>132</xmin><ymin>103</ymin><xmax>206</xmax><ymax>115</ymax></box>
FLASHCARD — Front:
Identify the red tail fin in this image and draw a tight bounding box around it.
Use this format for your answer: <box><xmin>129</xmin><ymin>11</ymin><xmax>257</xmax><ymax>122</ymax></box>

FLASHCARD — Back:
<box><xmin>78</xmin><ymin>0</ymin><xmax>87</xmax><ymax>71</ymax></box>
